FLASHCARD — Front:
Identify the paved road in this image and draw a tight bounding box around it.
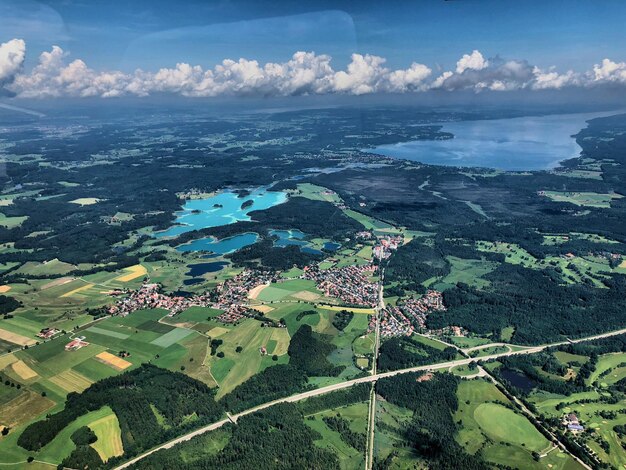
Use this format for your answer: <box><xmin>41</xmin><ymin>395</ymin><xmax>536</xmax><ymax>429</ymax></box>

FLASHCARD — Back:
<box><xmin>463</xmin><ymin>342</ymin><xmax>532</xmax><ymax>353</ymax></box>
<box><xmin>365</xmin><ymin>273</ymin><xmax>384</xmax><ymax>470</ymax></box>
<box><xmin>114</xmin><ymin>326</ymin><xmax>626</xmax><ymax>469</ymax></box>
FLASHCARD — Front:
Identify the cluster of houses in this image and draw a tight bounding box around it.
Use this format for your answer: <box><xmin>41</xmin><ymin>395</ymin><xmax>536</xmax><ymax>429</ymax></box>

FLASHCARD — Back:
<box><xmin>372</xmin><ymin>235</ymin><xmax>403</xmax><ymax>260</ymax></box>
<box><xmin>377</xmin><ymin>305</ymin><xmax>414</xmax><ymax>337</ymax></box>
<box><xmin>370</xmin><ymin>290</ymin><xmax>447</xmax><ymax>338</ymax></box>
<box><xmin>215</xmin><ymin>305</ymin><xmax>249</xmax><ymax>324</ymax></box>
<box><xmin>356</xmin><ymin>231</ymin><xmax>373</xmax><ymax>240</ymax></box>
<box><xmin>107</xmin><ymin>283</ymin><xmax>213</xmax><ymax>317</ymax></box>
<box><xmin>399</xmin><ymin>291</ymin><xmax>446</xmax><ymax>326</ymax></box>
<box><xmin>212</xmin><ymin>270</ymin><xmax>281</xmax><ymax>324</ymax></box>
<box><xmin>105</xmin><ymin>269</ymin><xmax>280</xmax><ymax>325</ymax></box>
<box><xmin>304</xmin><ymin>264</ymin><xmax>379</xmax><ymax>307</ymax></box>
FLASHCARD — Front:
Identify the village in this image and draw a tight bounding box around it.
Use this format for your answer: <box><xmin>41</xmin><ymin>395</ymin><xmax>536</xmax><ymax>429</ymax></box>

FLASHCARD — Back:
<box><xmin>106</xmin><ymin>283</ymin><xmax>214</xmax><ymax>317</ymax></box>
<box><xmin>303</xmin><ymin>263</ymin><xmax>379</xmax><ymax>307</ymax></box>
<box><xmin>212</xmin><ymin>269</ymin><xmax>280</xmax><ymax>324</ymax></box>
<box><xmin>371</xmin><ymin>290</ymin><xmax>446</xmax><ymax>338</ymax></box>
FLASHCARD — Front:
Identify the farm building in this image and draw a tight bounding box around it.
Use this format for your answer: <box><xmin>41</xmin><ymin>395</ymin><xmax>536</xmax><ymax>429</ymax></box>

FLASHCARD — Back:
<box><xmin>65</xmin><ymin>336</ymin><xmax>89</xmax><ymax>351</ymax></box>
<box><xmin>37</xmin><ymin>327</ymin><xmax>59</xmax><ymax>339</ymax></box>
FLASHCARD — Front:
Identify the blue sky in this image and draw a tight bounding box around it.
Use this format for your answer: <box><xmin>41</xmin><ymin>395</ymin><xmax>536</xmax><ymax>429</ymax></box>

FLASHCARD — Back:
<box><xmin>1</xmin><ymin>1</ymin><xmax>626</xmax><ymax>99</ymax></box>
<box><xmin>3</xmin><ymin>0</ymin><xmax>625</xmax><ymax>71</ymax></box>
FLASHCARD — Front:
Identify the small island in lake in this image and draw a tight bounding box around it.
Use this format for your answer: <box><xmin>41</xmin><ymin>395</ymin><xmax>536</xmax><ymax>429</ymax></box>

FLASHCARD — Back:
<box><xmin>240</xmin><ymin>199</ymin><xmax>254</xmax><ymax>210</ymax></box>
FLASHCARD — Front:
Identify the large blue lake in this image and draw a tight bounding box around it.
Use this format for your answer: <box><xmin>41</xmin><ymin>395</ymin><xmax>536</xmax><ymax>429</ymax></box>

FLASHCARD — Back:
<box><xmin>371</xmin><ymin>112</ymin><xmax>612</xmax><ymax>171</ymax></box>
<box><xmin>156</xmin><ymin>188</ymin><xmax>287</xmax><ymax>238</ymax></box>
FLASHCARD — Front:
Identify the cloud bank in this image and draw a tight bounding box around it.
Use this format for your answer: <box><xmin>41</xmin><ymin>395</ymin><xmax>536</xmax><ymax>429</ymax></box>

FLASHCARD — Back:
<box><xmin>1</xmin><ymin>40</ymin><xmax>626</xmax><ymax>99</ymax></box>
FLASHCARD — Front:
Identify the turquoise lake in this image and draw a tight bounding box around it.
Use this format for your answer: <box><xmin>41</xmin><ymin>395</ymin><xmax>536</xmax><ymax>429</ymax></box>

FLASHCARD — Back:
<box><xmin>269</xmin><ymin>229</ymin><xmax>307</xmax><ymax>247</ymax></box>
<box><xmin>156</xmin><ymin>188</ymin><xmax>287</xmax><ymax>238</ymax></box>
<box><xmin>371</xmin><ymin>112</ymin><xmax>612</xmax><ymax>171</ymax></box>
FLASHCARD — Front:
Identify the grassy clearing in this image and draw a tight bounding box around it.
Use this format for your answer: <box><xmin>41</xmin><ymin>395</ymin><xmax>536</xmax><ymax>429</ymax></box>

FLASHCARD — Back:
<box><xmin>531</xmin><ymin>390</ymin><xmax>602</xmax><ymax>417</ymax></box>
<box><xmin>411</xmin><ymin>334</ymin><xmax>449</xmax><ymax>351</ymax></box>
<box><xmin>0</xmin><ymin>213</ymin><xmax>28</xmax><ymax>228</ymax></box>
<box><xmin>265</xmin><ymin>302</ymin><xmax>321</xmax><ymax>335</ymax></box>
<box><xmin>374</xmin><ymin>399</ymin><xmax>416</xmax><ymax>466</ymax></box>
<box><xmin>541</xmin><ymin>191</ymin><xmax>623</xmax><ymax>208</ymax></box>
<box><xmin>553</xmin><ymin>351</ymin><xmax>588</xmax><ymax>366</ymax></box>
<box><xmin>588</xmin><ymin>352</ymin><xmax>626</xmax><ymax>385</ymax></box>
<box><xmin>305</xmin><ymin>401</ymin><xmax>368</xmax><ymax>469</ymax></box>
<box><xmin>343</xmin><ymin>209</ymin><xmax>400</xmax><ymax>234</ymax></box>
<box><xmin>449</xmin><ymin>364</ymin><xmax>480</xmax><ymax>377</ymax></box>
<box><xmin>69</xmin><ymin>198</ymin><xmax>102</xmax><ymax>206</ymax></box>
<box><xmin>292</xmin><ymin>183</ymin><xmax>342</xmax><ymax>204</ymax></box>
<box><xmin>88</xmin><ymin>410</ymin><xmax>124</xmax><ymax>461</ymax></box>
<box><xmin>500</xmin><ymin>326</ymin><xmax>515</xmax><ymax>342</ymax></box>
<box><xmin>434</xmin><ymin>256</ymin><xmax>497</xmax><ymax>291</ymax></box>
<box><xmin>15</xmin><ymin>259</ymin><xmax>76</xmax><ymax>276</ymax></box>
<box><xmin>476</xmin><ymin>240</ymin><xmax>615</xmax><ymax>287</ymax></box>
<box><xmin>455</xmin><ymin>379</ymin><xmax>574</xmax><ymax>469</ymax></box>
<box><xmin>447</xmin><ymin>336</ymin><xmax>492</xmax><ymax>348</ymax></box>
<box><xmin>474</xmin><ymin>403</ymin><xmax>548</xmax><ymax>451</ymax></box>
<box><xmin>353</xmin><ymin>333</ymin><xmax>375</xmax><ymax>356</ymax></box>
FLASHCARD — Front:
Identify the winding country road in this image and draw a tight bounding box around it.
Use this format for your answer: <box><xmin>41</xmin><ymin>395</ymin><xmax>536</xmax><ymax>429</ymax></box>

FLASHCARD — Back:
<box><xmin>114</xmin><ymin>326</ymin><xmax>626</xmax><ymax>469</ymax></box>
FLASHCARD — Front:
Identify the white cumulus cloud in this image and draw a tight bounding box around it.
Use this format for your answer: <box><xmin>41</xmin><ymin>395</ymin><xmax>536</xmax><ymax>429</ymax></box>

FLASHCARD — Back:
<box><xmin>2</xmin><ymin>40</ymin><xmax>626</xmax><ymax>98</ymax></box>
<box><xmin>0</xmin><ymin>38</ymin><xmax>25</xmax><ymax>87</ymax></box>
<box><xmin>592</xmin><ymin>58</ymin><xmax>626</xmax><ymax>84</ymax></box>
<box><xmin>455</xmin><ymin>50</ymin><xmax>488</xmax><ymax>74</ymax></box>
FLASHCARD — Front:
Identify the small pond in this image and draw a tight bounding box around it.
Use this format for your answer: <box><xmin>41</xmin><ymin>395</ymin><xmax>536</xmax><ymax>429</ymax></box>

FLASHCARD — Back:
<box><xmin>499</xmin><ymin>368</ymin><xmax>537</xmax><ymax>393</ymax></box>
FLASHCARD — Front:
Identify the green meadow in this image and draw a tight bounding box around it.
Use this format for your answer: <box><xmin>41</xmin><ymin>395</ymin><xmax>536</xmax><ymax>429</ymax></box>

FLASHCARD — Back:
<box><xmin>456</xmin><ymin>379</ymin><xmax>581</xmax><ymax>470</ymax></box>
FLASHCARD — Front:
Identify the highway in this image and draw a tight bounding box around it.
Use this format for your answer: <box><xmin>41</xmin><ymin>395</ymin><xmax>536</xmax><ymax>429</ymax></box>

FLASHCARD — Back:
<box><xmin>114</xmin><ymin>326</ymin><xmax>626</xmax><ymax>469</ymax></box>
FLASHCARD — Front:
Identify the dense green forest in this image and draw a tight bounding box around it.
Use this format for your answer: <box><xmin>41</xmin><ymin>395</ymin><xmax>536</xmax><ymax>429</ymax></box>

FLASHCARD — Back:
<box><xmin>61</xmin><ymin>426</ymin><xmax>102</xmax><ymax>469</ymax></box>
<box><xmin>378</xmin><ymin>336</ymin><xmax>457</xmax><ymax>372</ymax></box>
<box><xmin>331</xmin><ymin>310</ymin><xmax>354</xmax><ymax>331</ymax></box>
<box><xmin>375</xmin><ymin>373</ymin><xmax>488</xmax><ymax>470</ymax></box>
<box><xmin>227</xmin><ymin>238</ymin><xmax>322</xmax><ymax>269</ymax></box>
<box><xmin>132</xmin><ymin>403</ymin><xmax>339</xmax><ymax>470</ymax></box>
<box><xmin>298</xmin><ymin>384</ymin><xmax>370</xmax><ymax>415</ymax></box>
<box><xmin>220</xmin><ymin>364</ymin><xmax>309</xmax><ymax>413</ymax></box>
<box><xmin>287</xmin><ymin>325</ymin><xmax>345</xmax><ymax>376</ymax></box>
<box><xmin>0</xmin><ymin>295</ymin><xmax>21</xmax><ymax>315</ymax></box>
<box><xmin>430</xmin><ymin>265</ymin><xmax>626</xmax><ymax>344</ymax></box>
<box><xmin>18</xmin><ymin>365</ymin><xmax>223</xmax><ymax>459</ymax></box>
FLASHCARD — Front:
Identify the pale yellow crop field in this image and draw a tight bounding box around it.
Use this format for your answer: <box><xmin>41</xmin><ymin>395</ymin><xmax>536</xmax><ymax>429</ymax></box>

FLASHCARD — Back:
<box><xmin>115</xmin><ymin>264</ymin><xmax>147</xmax><ymax>282</ymax></box>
